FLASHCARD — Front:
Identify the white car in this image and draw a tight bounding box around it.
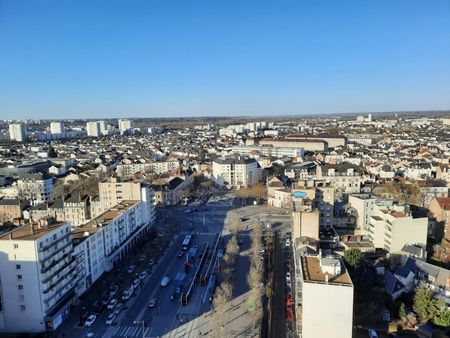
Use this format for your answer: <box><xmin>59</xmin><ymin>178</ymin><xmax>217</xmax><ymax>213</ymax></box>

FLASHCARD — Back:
<box><xmin>107</xmin><ymin>298</ymin><xmax>118</xmax><ymax>310</ymax></box>
<box><xmin>127</xmin><ymin>265</ymin><xmax>136</xmax><ymax>274</ymax></box>
<box><xmin>105</xmin><ymin>313</ymin><xmax>115</xmax><ymax>326</ymax></box>
<box><xmin>133</xmin><ymin>278</ymin><xmax>140</xmax><ymax>288</ymax></box>
<box><xmin>84</xmin><ymin>314</ymin><xmax>96</xmax><ymax>327</ymax></box>
<box><xmin>285</xmin><ymin>239</ymin><xmax>291</xmax><ymax>247</ymax></box>
<box><xmin>160</xmin><ymin>276</ymin><xmax>171</xmax><ymax>287</ymax></box>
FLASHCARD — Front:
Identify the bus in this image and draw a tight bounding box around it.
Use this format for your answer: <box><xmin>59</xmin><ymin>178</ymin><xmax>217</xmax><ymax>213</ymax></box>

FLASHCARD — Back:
<box><xmin>182</xmin><ymin>234</ymin><xmax>192</xmax><ymax>251</ymax></box>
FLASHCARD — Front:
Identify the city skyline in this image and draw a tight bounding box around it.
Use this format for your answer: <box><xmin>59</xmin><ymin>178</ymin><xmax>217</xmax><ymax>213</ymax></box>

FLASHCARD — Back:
<box><xmin>1</xmin><ymin>0</ymin><xmax>449</xmax><ymax>119</ymax></box>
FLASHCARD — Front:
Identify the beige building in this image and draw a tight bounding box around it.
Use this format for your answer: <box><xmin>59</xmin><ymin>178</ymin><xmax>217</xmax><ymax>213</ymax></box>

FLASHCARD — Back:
<box><xmin>0</xmin><ymin>199</ymin><xmax>27</xmax><ymax>223</ymax></box>
<box><xmin>348</xmin><ymin>194</ymin><xmax>377</xmax><ymax>232</ymax></box>
<box><xmin>369</xmin><ymin>202</ymin><xmax>428</xmax><ymax>253</ymax></box>
<box><xmin>292</xmin><ymin>210</ymin><xmax>319</xmax><ymax>241</ymax></box>
<box><xmin>212</xmin><ymin>158</ymin><xmax>261</xmax><ymax>187</ymax></box>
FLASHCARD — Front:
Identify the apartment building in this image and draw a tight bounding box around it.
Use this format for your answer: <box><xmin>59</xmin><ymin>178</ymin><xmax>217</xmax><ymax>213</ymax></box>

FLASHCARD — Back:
<box><xmin>86</xmin><ymin>121</ymin><xmax>101</xmax><ymax>137</ymax></box>
<box><xmin>0</xmin><ymin>221</ymin><xmax>78</xmax><ymax>333</ymax></box>
<box><xmin>429</xmin><ymin>196</ymin><xmax>450</xmax><ymax>241</ymax></box>
<box><xmin>212</xmin><ymin>158</ymin><xmax>261</xmax><ymax>187</ymax></box>
<box><xmin>293</xmin><ymin>250</ymin><xmax>353</xmax><ymax>338</ymax></box>
<box><xmin>0</xmin><ymin>199</ymin><xmax>28</xmax><ymax>223</ymax></box>
<box><xmin>50</xmin><ymin>122</ymin><xmax>64</xmax><ymax>135</ymax></box>
<box><xmin>259</xmin><ymin>138</ymin><xmax>328</xmax><ymax>152</ymax></box>
<box><xmin>94</xmin><ymin>177</ymin><xmax>155</xmax><ymax>221</ymax></box>
<box><xmin>49</xmin><ymin>193</ymin><xmax>91</xmax><ymax>227</ymax></box>
<box><xmin>317</xmin><ymin>164</ymin><xmax>361</xmax><ymax>194</ymax></box>
<box><xmin>118</xmin><ymin>119</ymin><xmax>132</xmax><ymax>135</ymax></box>
<box><xmin>231</xmin><ymin>145</ymin><xmax>304</xmax><ymax>158</ymax></box>
<box><xmin>316</xmin><ymin>186</ymin><xmax>335</xmax><ymax>228</ymax></box>
<box><xmin>17</xmin><ymin>173</ymin><xmax>54</xmax><ymax>205</ymax></box>
<box><xmin>368</xmin><ymin>202</ymin><xmax>428</xmax><ymax>253</ymax></box>
<box><xmin>8</xmin><ymin>123</ymin><xmax>27</xmax><ymax>142</ymax></box>
<box><xmin>116</xmin><ymin>159</ymin><xmax>180</xmax><ymax>176</ymax></box>
<box><xmin>292</xmin><ymin>210</ymin><xmax>319</xmax><ymax>241</ymax></box>
<box><xmin>348</xmin><ymin>194</ymin><xmax>377</xmax><ymax>232</ymax></box>
<box><xmin>72</xmin><ymin>200</ymin><xmax>151</xmax><ymax>295</ymax></box>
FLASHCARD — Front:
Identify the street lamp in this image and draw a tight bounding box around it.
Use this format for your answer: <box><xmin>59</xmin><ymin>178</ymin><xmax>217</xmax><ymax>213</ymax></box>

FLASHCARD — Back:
<box><xmin>133</xmin><ymin>320</ymin><xmax>145</xmax><ymax>338</ymax></box>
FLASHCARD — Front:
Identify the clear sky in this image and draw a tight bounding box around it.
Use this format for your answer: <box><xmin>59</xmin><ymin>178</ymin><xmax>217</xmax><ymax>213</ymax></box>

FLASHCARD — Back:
<box><xmin>0</xmin><ymin>0</ymin><xmax>449</xmax><ymax>120</ymax></box>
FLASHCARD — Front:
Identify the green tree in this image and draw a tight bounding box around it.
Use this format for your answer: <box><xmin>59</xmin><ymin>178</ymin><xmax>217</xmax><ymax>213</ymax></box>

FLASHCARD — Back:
<box><xmin>413</xmin><ymin>287</ymin><xmax>438</xmax><ymax>322</ymax></box>
<box><xmin>47</xmin><ymin>146</ymin><xmax>58</xmax><ymax>158</ymax></box>
<box><xmin>432</xmin><ymin>308</ymin><xmax>450</xmax><ymax>327</ymax></box>
<box><xmin>343</xmin><ymin>248</ymin><xmax>362</xmax><ymax>269</ymax></box>
<box><xmin>399</xmin><ymin>302</ymin><xmax>407</xmax><ymax>319</ymax></box>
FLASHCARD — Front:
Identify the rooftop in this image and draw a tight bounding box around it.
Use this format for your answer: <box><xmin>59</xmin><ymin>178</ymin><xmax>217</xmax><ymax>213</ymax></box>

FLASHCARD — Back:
<box><xmin>0</xmin><ymin>222</ymin><xmax>67</xmax><ymax>241</ymax></box>
<box><xmin>83</xmin><ymin>200</ymin><xmax>139</xmax><ymax>228</ymax></box>
<box><xmin>301</xmin><ymin>255</ymin><xmax>352</xmax><ymax>286</ymax></box>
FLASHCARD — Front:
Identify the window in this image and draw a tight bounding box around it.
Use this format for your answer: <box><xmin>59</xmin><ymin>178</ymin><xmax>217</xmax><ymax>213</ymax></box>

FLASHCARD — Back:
<box><xmin>16</xmin><ymin>264</ymin><xmax>21</xmax><ymax>270</ymax></box>
<box><xmin>17</xmin><ymin>275</ymin><xmax>22</xmax><ymax>280</ymax></box>
<box><xmin>13</xmin><ymin>244</ymin><xmax>18</xmax><ymax>249</ymax></box>
<box><xmin>17</xmin><ymin>285</ymin><xmax>23</xmax><ymax>290</ymax></box>
<box><xmin>20</xmin><ymin>305</ymin><xmax>25</xmax><ymax>311</ymax></box>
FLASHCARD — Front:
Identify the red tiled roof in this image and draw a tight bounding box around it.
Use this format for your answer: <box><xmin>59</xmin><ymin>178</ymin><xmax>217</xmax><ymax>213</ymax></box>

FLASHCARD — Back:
<box><xmin>435</xmin><ymin>197</ymin><xmax>450</xmax><ymax>211</ymax></box>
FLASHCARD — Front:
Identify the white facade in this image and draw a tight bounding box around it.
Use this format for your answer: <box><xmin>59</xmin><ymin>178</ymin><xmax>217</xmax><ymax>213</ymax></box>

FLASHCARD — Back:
<box><xmin>17</xmin><ymin>174</ymin><xmax>53</xmax><ymax>205</ymax></box>
<box><xmin>294</xmin><ymin>252</ymin><xmax>353</xmax><ymax>338</ymax></box>
<box><xmin>118</xmin><ymin>119</ymin><xmax>132</xmax><ymax>134</ymax></box>
<box><xmin>0</xmin><ymin>222</ymin><xmax>77</xmax><ymax>333</ymax></box>
<box><xmin>86</xmin><ymin>121</ymin><xmax>101</xmax><ymax>137</ymax></box>
<box><xmin>116</xmin><ymin>160</ymin><xmax>180</xmax><ymax>176</ymax></box>
<box><xmin>9</xmin><ymin>123</ymin><xmax>27</xmax><ymax>142</ymax></box>
<box><xmin>212</xmin><ymin>158</ymin><xmax>261</xmax><ymax>187</ymax></box>
<box><xmin>50</xmin><ymin>122</ymin><xmax>64</xmax><ymax>135</ymax></box>
<box><xmin>369</xmin><ymin>202</ymin><xmax>428</xmax><ymax>253</ymax></box>
<box><xmin>232</xmin><ymin>145</ymin><xmax>303</xmax><ymax>158</ymax></box>
<box><xmin>73</xmin><ymin>200</ymin><xmax>153</xmax><ymax>295</ymax></box>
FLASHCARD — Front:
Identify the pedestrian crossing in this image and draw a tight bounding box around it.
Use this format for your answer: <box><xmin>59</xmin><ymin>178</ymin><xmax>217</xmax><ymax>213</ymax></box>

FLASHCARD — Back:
<box><xmin>105</xmin><ymin>325</ymin><xmax>149</xmax><ymax>337</ymax></box>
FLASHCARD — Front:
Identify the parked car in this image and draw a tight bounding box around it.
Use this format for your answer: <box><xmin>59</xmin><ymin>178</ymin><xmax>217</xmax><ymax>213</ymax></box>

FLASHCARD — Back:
<box><xmin>107</xmin><ymin>298</ymin><xmax>118</xmax><ymax>310</ymax></box>
<box><xmin>84</xmin><ymin>314</ymin><xmax>96</xmax><ymax>327</ymax></box>
<box><xmin>109</xmin><ymin>285</ymin><xmax>119</xmax><ymax>296</ymax></box>
<box><xmin>121</xmin><ymin>285</ymin><xmax>134</xmax><ymax>301</ymax></box>
<box><xmin>105</xmin><ymin>313</ymin><xmax>115</xmax><ymax>326</ymax></box>
<box><xmin>113</xmin><ymin>303</ymin><xmax>124</xmax><ymax>315</ymax></box>
<box><xmin>139</xmin><ymin>271</ymin><xmax>148</xmax><ymax>280</ymax></box>
<box><xmin>160</xmin><ymin>276</ymin><xmax>171</xmax><ymax>287</ymax></box>
<box><xmin>127</xmin><ymin>265</ymin><xmax>136</xmax><ymax>274</ymax></box>
<box><xmin>177</xmin><ymin>251</ymin><xmax>184</xmax><ymax>258</ymax></box>
<box><xmin>148</xmin><ymin>297</ymin><xmax>159</xmax><ymax>308</ymax></box>
<box><xmin>133</xmin><ymin>278</ymin><xmax>141</xmax><ymax>288</ymax></box>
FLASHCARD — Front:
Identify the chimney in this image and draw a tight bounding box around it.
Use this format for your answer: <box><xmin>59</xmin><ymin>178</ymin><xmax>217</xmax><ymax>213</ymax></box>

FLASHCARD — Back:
<box><xmin>30</xmin><ymin>224</ymin><xmax>35</xmax><ymax>235</ymax></box>
<box><xmin>9</xmin><ymin>231</ymin><xmax>13</xmax><ymax>240</ymax></box>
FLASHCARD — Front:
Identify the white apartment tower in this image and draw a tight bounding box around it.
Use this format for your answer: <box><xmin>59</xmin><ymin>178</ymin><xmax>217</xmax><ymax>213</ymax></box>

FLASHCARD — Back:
<box><xmin>293</xmin><ymin>249</ymin><xmax>353</xmax><ymax>338</ymax></box>
<box><xmin>0</xmin><ymin>222</ymin><xmax>78</xmax><ymax>333</ymax></box>
<box><xmin>9</xmin><ymin>123</ymin><xmax>27</xmax><ymax>142</ymax></box>
<box><xmin>118</xmin><ymin>119</ymin><xmax>132</xmax><ymax>135</ymax></box>
<box><xmin>50</xmin><ymin>122</ymin><xmax>64</xmax><ymax>135</ymax></box>
<box><xmin>86</xmin><ymin>121</ymin><xmax>101</xmax><ymax>137</ymax></box>
<box><xmin>348</xmin><ymin>194</ymin><xmax>377</xmax><ymax>233</ymax></box>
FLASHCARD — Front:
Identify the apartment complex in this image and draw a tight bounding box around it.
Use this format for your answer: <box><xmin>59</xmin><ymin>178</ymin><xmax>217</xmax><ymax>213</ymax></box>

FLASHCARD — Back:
<box><xmin>17</xmin><ymin>173</ymin><xmax>54</xmax><ymax>205</ymax></box>
<box><xmin>50</xmin><ymin>122</ymin><xmax>64</xmax><ymax>135</ymax></box>
<box><xmin>369</xmin><ymin>202</ymin><xmax>428</xmax><ymax>253</ymax></box>
<box><xmin>86</xmin><ymin>121</ymin><xmax>101</xmax><ymax>137</ymax></box>
<box><xmin>231</xmin><ymin>145</ymin><xmax>304</xmax><ymax>158</ymax></box>
<box><xmin>9</xmin><ymin>123</ymin><xmax>27</xmax><ymax>142</ymax></box>
<box><xmin>348</xmin><ymin>194</ymin><xmax>377</xmax><ymax>232</ymax></box>
<box><xmin>212</xmin><ymin>158</ymin><xmax>261</xmax><ymax>187</ymax></box>
<box><xmin>293</xmin><ymin>249</ymin><xmax>353</xmax><ymax>338</ymax></box>
<box><xmin>72</xmin><ymin>200</ymin><xmax>151</xmax><ymax>295</ymax></box>
<box><xmin>116</xmin><ymin>159</ymin><xmax>180</xmax><ymax>176</ymax></box>
<box><xmin>0</xmin><ymin>222</ymin><xmax>77</xmax><ymax>332</ymax></box>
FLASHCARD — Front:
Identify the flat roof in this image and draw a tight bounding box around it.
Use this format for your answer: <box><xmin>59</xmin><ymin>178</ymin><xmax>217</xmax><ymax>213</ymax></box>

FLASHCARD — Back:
<box><xmin>301</xmin><ymin>255</ymin><xmax>352</xmax><ymax>286</ymax></box>
<box><xmin>83</xmin><ymin>200</ymin><xmax>139</xmax><ymax>229</ymax></box>
<box><xmin>0</xmin><ymin>222</ymin><xmax>67</xmax><ymax>241</ymax></box>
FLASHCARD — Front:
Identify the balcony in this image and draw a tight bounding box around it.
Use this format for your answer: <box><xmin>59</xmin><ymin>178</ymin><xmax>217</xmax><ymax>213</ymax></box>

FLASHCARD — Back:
<box><xmin>39</xmin><ymin>240</ymin><xmax>72</xmax><ymax>265</ymax></box>
<box><xmin>39</xmin><ymin>233</ymin><xmax>70</xmax><ymax>252</ymax></box>
<box><xmin>42</xmin><ymin>256</ymin><xmax>76</xmax><ymax>284</ymax></box>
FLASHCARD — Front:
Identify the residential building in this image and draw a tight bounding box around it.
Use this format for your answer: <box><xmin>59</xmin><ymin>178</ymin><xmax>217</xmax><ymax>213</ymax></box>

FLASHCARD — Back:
<box><xmin>0</xmin><ymin>199</ymin><xmax>28</xmax><ymax>223</ymax></box>
<box><xmin>368</xmin><ymin>202</ymin><xmax>428</xmax><ymax>253</ymax></box>
<box><xmin>348</xmin><ymin>194</ymin><xmax>377</xmax><ymax>232</ymax></box>
<box><xmin>72</xmin><ymin>200</ymin><xmax>152</xmax><ymax>295</ymax></box>
<box><xmin>231</xmin><ymin>145</ymin><xmax>304</xmax><ymax>158</ymax></box>
<box><xmin>86</xmin><ymin>121</ymin><xmax>101</xmax><ymax>137</ymax></box>
<box><xmin>212</xmin><ymin>158</ymin><xmax>261</xmax><ymax>187</ymax></box>
<box><xmin>292</xmin><ymin>210</ymin><xmax>319</xmax><ymax>241</ymax></box>
<box><xmin>118</xmin><ymin>119</ymin><xmax>132</xmax><ymax>135</ymax></box>
<box><xmin>429</xmin><ymin>196</ymin><xmax>450</xmax><ymax>241</ymax></box>
<box><xmin>293</xmin><ymin>250</ymin><xmax>353</xmax><ymax>338</ymax></box>
<box><xmin>49</xmin><ymin>122</ymin><xmax>64</xmax><ymax>135</ymax></box>
<box><xmin>17</xmin><ymin>173</ymin><xmax>54</xmax><ymax>205</ymax></box>
<box><xmin>9</xmin><ymin>123</ymin><xmax>27</xmax><ymax>142</ymax></box>
<box><xmin>0</xmin><ymin>221</ymin><xmax>77</xmax><ymax>333</ymax></box>
<box><xmin>116</xmin><ymin>159</ymin><xmax>180</xmax><ymax>176</ymax></box>
<box><xmin>317</xmin><ymin>164</ymin><xmax>361</xmax><ymax>194</ymax></box>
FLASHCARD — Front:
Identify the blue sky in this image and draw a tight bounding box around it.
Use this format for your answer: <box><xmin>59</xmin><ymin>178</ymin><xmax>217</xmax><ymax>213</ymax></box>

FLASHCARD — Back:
<box><xmin>0</xmin><ymin>0</ymin><xmax>449</xmax><ymax>119</ymax></box>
